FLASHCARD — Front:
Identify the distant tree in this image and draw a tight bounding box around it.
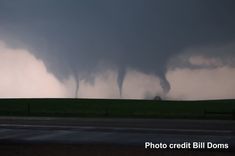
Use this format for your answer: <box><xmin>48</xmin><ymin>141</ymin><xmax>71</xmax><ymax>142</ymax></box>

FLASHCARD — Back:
<box><xmin>153</xmin><ymin>96</ymin><xmax>162</xmax><ymax>101</ymax></box>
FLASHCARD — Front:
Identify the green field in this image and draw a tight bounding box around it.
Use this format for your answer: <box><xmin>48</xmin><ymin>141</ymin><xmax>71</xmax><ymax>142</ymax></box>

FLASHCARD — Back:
<box><xmin>0</xmin><ymin>99</ymin><xmax>235</xmax><ymax>119</ymax></box>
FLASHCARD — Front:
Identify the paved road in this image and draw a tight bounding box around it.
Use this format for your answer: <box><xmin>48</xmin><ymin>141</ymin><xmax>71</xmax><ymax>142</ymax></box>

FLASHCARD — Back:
<box><xmin>0</xmin><ymin>117</ymin><xmax>234</xmax><ymax>150</ymax></box>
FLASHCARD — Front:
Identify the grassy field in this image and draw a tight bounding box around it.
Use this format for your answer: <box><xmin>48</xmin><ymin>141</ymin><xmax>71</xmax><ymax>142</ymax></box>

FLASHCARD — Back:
<box><xmin>0</xmin><ymin>99</ymin><xmax>234</xmax><ymax>119</ymax></box>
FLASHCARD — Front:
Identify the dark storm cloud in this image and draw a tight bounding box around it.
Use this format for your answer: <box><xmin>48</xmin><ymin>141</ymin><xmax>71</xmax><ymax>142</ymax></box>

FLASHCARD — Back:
<box><xmin>1</xmin><ymin>0</ymin><xmax>235</xmax><ymax>98</ymax></box>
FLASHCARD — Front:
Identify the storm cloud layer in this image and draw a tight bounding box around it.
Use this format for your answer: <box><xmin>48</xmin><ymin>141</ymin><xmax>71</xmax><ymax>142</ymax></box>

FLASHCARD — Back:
<box><xmin>0</xmin><ymin>41</ymin><xmax>73</xmax><ymax>98</ymax></box>
<box><xmin>1</xmin><ymin>40</ymin><xmax>235</xmax><ymax>100</ymax></box>
<box><xmin>0</xmin><ymin>0</ymin><xmax>235</xmax><ymax>99</ymax></box>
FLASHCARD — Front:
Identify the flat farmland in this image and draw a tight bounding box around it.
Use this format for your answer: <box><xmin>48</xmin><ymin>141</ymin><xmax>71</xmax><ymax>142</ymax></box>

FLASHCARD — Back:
<box><xmin>0</xmin><ymin>99</ymin><xmax>234</xmax><ymax>119</ymax></box>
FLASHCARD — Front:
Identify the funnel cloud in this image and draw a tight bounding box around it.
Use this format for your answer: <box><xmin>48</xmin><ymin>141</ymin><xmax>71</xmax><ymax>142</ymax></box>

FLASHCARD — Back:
<box><xmin>0</xmin><ymin>0</ymin><xmax>235</xmax><ymax>99</ymax></box>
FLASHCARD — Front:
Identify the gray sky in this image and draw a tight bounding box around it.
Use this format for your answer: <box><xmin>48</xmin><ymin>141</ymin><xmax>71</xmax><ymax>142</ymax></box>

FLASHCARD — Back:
<box><xmin>0</xmin><ymin>0</ymin><xmax>235</xmax><ymax>99</ymax></box>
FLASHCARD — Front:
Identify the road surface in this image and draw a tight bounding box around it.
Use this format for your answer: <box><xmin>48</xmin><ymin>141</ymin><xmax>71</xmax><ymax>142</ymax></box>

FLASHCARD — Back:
<box><xmin>0</xmin><ymin>117</ymin><xmax>234</xmax><ymax>148</ymax></box>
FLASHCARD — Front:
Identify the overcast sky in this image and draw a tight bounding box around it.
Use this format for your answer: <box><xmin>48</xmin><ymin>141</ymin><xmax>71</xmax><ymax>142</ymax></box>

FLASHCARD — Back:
<box><xmin>0</xmin><ymin>0</ymin><xmax>235</xmax><ymax>99</ymax></box>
